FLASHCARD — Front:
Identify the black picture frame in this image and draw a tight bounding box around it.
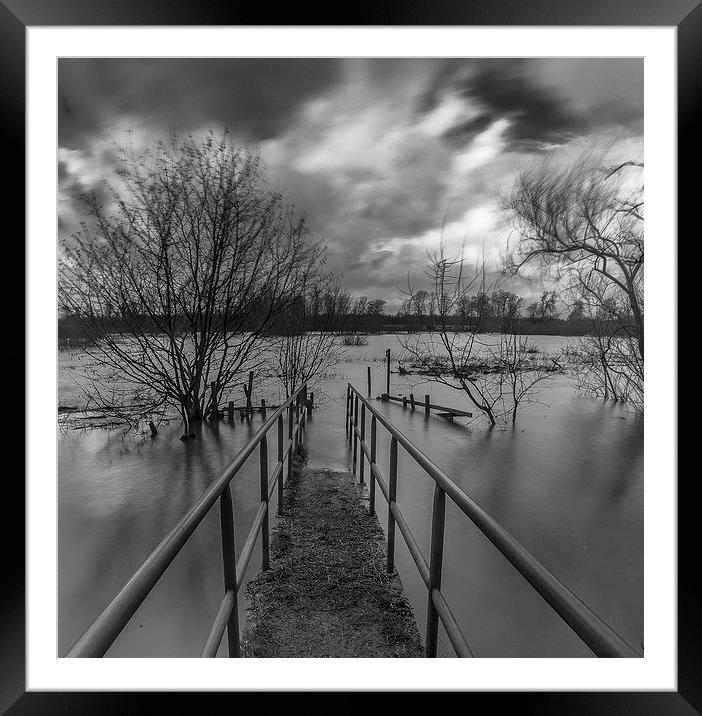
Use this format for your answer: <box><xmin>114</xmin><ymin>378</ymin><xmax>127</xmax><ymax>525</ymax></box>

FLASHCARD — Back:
<box><xmin>4</xmin><ymin>1</ymin><xmax>690</xmax><ymax>712</ymax></box>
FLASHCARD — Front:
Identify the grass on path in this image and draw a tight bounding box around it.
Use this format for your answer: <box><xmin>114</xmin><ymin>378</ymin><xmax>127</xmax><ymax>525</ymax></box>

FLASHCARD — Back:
<box><xmin>243</xmin><ymin>452</ymin><xmax>423</xmax><ymax>658</ymax></box>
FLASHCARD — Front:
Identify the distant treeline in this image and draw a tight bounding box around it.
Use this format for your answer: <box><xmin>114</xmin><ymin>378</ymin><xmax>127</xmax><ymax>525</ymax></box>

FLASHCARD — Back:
<box><xmin>59</xmin><ymin>310</ymin><xmax>622</xmax><ymax>345</ymax></box>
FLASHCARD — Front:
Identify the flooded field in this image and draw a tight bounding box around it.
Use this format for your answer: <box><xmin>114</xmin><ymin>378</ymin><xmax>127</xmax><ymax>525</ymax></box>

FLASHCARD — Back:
<box><xmin>58</xmin><ymin>333</ymin><xmax>643</xmax><ymax>657</ymax></box>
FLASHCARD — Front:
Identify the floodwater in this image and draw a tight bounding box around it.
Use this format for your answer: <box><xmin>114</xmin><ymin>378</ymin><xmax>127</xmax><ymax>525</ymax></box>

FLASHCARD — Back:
<box><xmin>57</xmin><ymin>333</ymin><xmax>643</xmax><ymax>657</ymax></box>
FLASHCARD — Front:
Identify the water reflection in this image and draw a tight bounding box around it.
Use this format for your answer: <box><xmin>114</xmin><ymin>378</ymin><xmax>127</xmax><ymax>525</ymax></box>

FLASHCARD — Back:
<box><xmin>58</xmin><ymin>334</ymin><xmax>642</xmax><ymax>657</ymax></box>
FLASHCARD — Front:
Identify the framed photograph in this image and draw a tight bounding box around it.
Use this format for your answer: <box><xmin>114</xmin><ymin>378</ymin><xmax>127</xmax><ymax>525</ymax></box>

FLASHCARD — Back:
<box><xmin>6</xmin><ymin>0</ymin><xmax>691</xmax><ymax>711</ymax></box>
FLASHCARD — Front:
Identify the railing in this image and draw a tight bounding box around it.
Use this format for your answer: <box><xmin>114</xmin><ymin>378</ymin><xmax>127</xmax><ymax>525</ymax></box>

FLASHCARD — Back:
<box><xmin>66</xmin><ymin>383</ymin><xmax>311</xmax><ymax>658</ymax></box>
<box><xmin>345</xmin><ymin>383</ymin><xmax>641</xmax><ymax>658</ymax></box>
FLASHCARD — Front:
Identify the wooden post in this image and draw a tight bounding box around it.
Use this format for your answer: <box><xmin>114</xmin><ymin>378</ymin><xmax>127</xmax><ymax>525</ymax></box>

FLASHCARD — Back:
<box><xmin>367</xmin><ymin>366</ymin><xmax>372</xmax><ymax>396</ymax></box>
<box><xmin>210</xmin><ymin>382</ymin><xmax>218</xmax><ymax>420</ymax></box>
<box><xmin>260</xmin><ymin>398</ymin><xmax>267</xmax><ymax>419</ymax></box>
<box><xmin>402</xmin><ymin>396</ymin><xmax>408</xmax><ymax>409</ymax></box>
<box><xmin>228</xmin><ymin>401</ymin><xmax>235</xmax><ymax>421</ymax></box>
<box><xmin>424</xmin><ymin>395</ymin><xmax>430</xmax><ymax>418</ymax></box>
<box><xmin>385</xmin><ymin>348</ymin><xmax>391</xmax><ymax>395</ymax></box>
<box><xmin>409</xmin><ymin>394</ymin><xmax>416</xmax><ymax>411</ymax></box>
<box><xmin>244</xmin><ymin>371</ymin><xmax>254</xmax><ymax>420</ymax></box>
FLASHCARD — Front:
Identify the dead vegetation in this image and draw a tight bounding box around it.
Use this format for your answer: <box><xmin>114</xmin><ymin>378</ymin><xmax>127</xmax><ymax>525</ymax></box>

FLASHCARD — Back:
<box><xmin>243</xmin><ymin>452</ymin><xmax>423</xmax><ymax>657</ymax></box>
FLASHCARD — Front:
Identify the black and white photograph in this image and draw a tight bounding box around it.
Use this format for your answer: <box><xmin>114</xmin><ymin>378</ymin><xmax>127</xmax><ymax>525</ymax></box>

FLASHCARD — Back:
<box><xmin>2</xmin><ymin>6</ymin><xmax>689</xmax><ymax>705</ymax></box>
<box><xmin>55</xmin><ymin>55</ymin><xmax>646</xmax><ymax>661</ymax></box>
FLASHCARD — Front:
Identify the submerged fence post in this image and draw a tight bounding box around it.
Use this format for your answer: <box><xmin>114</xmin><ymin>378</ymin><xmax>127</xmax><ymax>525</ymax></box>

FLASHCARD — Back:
<box><xmin>277</xmin><ymin>413</ymin><xmax>284</xmax><ymax>516</ymax></box>
<box><xmin>425</xmin><ymin>484</ymin><xmax>446</xmax><ymax>658</ymax></box>
<box><xmin>409</xmin><ymin>394</ymin><xmax>416</xmax><ymax>411</ymax></box>
<box><xmin>359</xmin><ymin>404</ymin><xmax>366</xmax><ymax>485</ymax></box>
<box><xmin>369</xmin><ymin>415</ymin><xmax>377</xmax><ymax>516</ymax></box>
<box><xmin>387</xmin><ymin>437</ymin><xmax>398</xmax><ymax>573</ymax></box>
<box><xmin>261</xmin><ymin>398</ymin><xmax>267</xmax><ymax>419</ymax></box>
<box><xmin>219</xmin><ymin>484</ymin><xmax>240</xmax><ymax>657</ymax></box>
<box><xmin>260</xmin><ymin>434</ymin><xmax>269</xmax><ymax>571</ymax></box>
<box><xmin>424</xmin><ymin>395</ymin><xmax>430</xmax><ymax>418</ymax></box>
<box><xmin>367</xmin><ymin>366</ymin><xmax>372</xmax><ymax>396</ymax></box>
<box><xmin>210</xmin><ymin>382</ymin><xmax>219</xmax><ymax>420</ymax></box>
<box><xmin>386</xmin><ymin>348</ymin><xmax>391</xmax><ymax>395</ymax></box>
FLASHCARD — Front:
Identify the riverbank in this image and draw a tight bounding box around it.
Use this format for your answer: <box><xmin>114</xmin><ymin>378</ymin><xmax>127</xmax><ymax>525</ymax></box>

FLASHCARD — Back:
<box><xmin>243</xmin><ymin>451</ymin><xmax>423</xmax><ymax>657</ymax></box>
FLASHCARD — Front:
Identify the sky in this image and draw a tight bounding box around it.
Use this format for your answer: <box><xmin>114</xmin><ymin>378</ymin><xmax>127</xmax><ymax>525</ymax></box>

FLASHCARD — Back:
<box><xmin>58</xmin><ymin>58</ymin><xmax>643</xmax><ymax>312</ymax></box>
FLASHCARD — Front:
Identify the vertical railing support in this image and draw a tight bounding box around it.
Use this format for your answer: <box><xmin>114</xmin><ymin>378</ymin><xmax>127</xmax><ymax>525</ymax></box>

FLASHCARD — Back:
<box><xmin>367</xmin><ymin>366</ymin><xmax>372</xmax><ymax>396</ymax></box>
<box><xmin>294</xmin><ymin>396</ymin><xmax>301</xmax><ymax>453</ymax></box>
<box><xmin>369</xmin><ymin>415</ymin><xmax>377</xmax><ymax>516</ymax></box>
<box><xmin>287</xmin><ymin>403</ymin><xmax>294</xmax><ymax>483</ymax></box>
<box><xmin>387</xmin><ymin>436</ymin><xmax>398</xmax><ymax>573</ymax></box>
<box><xmin>425</xmin><ymin>484</ymin><xmax>446</xmax><ymax>657</ymax></box>
<box><xmin>352</xmin><ymin>394</ymin><xmax>359</xmax><ymax>473</ymax></box>
<box><xmin>359</xmin><ymin>404</ymin><xmax>366</xmax><ymax>485</ymax></box>
<box><xmin>346</xmin><ymin>385</ymin><xmax>351</xmax><ymax>437</ymax></box>
<box><xmin>425</xmin><ymin>395</ymin><xmax>430</xmax><ymax>418</ymax></box>
<box><xmin>260</xmin><ymin>435</ymin><xmax>269</xmax><ymax>571</ymax></box>
<box><xmin>219</xmin><ymin>484</ymin><xmax>240</xmax><ymax>657</ymax></box>
<box><xmin>277</xmin><ymin>413</ymin><xmax>284</xmax><ymax>517</ymax></box>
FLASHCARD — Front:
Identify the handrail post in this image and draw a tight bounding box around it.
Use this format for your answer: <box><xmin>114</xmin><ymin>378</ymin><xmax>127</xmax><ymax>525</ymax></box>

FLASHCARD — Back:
<box><xmin>220</xmin><ymin>484</ymin><xmax>240</xmax><ymax>657</ymax></box>
<box><xmin>260</xmin><ymin>434</ymin><xmax>270</xmax><ymax>571</ymax></box>
<box><xmin>352</xmin><ymin>394</ymin><xmax>359</xmax><ymax>473</ymax></box>
<box><xmin>369</xmin><ymin>415</ymin><xmax>377</xmax><ymax>516</ymax></box>
<box><xmin>359</xmin><ymin>404</ymin><xmax>366</xmax><ymax>484</ymax></box>
<box><xmin>345</xmin><ymin>385</ymin><xmax>350</xmax><ymax>437</ymax></box>
<box><xmin>294</xmin><ymin>395</ymin><xmax>300</xmax><ymax>453</ymax></box>
<box><xmin>277</xmin><ymin>413</ymin><xmax>284</xmax><ymax>517</ymax></box>
<box><xmin>387</xmin><ymin>436</ymin><xmax>398</xmax><ymax>573</ymax></box>
<box><xmin>287</xmin><ymin>403</ymin><xmax>294</xmax><ymax>483</ymax></box>
<box><xmin>300</xmin><ymin>390</ymin><xmax>305</xmax><ymax>446</ymax></box>
<box><xmin>367</xmin><ymin>366</ymin><xmax>372</xmax><ymax>396</ymax></box>
<box><xmin>425</xmin><ymin>484</ymin><xmax>446</xmax><ymax>657</ymax></box>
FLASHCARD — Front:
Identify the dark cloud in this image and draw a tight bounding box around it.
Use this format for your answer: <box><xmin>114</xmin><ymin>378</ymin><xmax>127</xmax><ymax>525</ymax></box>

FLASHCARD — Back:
<box><xmin>420</xmin><ymin>58</ymin><xmax>642</xmax><ymax>152</ymax></box>
<box><xmin>58</xmin><ymin>58</ymin><xmax>342</xmax><ymax>148</ymax></box>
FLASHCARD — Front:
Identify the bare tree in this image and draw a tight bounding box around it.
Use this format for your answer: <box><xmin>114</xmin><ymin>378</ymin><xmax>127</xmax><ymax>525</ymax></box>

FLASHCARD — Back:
<box><xmin>399</xmin><ymin>247</ymin><xmax>559</xmax><ymax>428</ymax></box>
<box><xmin>274</xmin><ymin>272</ymin><xmax>347</xmax><ymax>398</ymax></box>
<box><xmin>503</xmin><ymin>150</ymin><xmax>643</xmax><ymax>411</ymax></box>
<box><xmin>58</xmin><ymin>131</ymin><xmax>324</xmax><ymax>435</ymax></box>
<box><xmin>491</xmin><ymin>332</ymin><xmax>555</xmax><ymax>425</ymax></box>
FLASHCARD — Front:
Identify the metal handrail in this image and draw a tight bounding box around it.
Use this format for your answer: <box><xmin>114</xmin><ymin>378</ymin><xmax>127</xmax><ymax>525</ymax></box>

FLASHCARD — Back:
<box><xmin>66</xmin><ymin>383</ymin><xmax>310</xmax><ymax>658</ymax></box>
<box><xmin>346</xmin><ymin>383</ymin><xmax>641</xmax><ymax>658</ymax></box>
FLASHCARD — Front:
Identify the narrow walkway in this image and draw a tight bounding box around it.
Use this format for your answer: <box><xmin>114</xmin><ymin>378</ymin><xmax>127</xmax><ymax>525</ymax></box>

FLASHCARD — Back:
<box><xmin>243</xmin><ymin>451</ymin><xmax>423</xmax><ymax>657</ymax></box>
